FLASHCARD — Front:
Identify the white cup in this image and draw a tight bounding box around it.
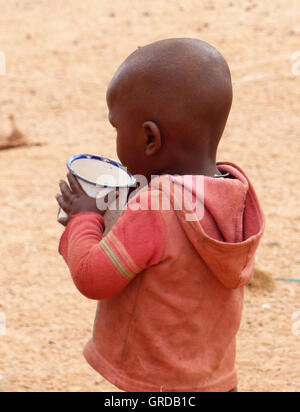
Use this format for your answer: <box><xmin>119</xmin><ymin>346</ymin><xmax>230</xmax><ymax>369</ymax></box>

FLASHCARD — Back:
<box><xmin>58</xmin><ymin>154</ymin><xmax>136</xmax><ymax>221</ymax></box>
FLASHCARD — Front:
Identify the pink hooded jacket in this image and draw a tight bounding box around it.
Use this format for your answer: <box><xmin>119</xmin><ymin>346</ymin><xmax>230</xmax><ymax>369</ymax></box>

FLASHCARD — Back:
<box><xmin>59</xmin><ymin>162</ymin><xmax>265</xmax><ymax>392</ymax></box>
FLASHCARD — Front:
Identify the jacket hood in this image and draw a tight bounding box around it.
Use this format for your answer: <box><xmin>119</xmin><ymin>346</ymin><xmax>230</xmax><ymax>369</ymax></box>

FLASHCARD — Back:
<box><xmin>152</xmin><ymin>163</ymin><xmax>265</xmax><ymax>289</ymax></box>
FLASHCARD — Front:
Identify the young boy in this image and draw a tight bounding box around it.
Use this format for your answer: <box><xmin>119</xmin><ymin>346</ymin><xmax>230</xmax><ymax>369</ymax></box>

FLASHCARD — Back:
<box><xmin>56</xmin><ymin>38</ymin><xmax>265</xmax><ymax>392</ymax></box>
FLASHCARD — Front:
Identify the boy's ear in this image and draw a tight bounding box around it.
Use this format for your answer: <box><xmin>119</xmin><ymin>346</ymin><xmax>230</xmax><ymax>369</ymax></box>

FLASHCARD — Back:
<box><xmin>142</xmin><ymin>121</ymin><xmax>162</xmax><ymax>156</ymax></box>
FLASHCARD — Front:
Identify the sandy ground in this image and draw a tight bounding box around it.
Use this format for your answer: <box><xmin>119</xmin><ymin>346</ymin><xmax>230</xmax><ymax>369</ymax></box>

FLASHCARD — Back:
<box><xmin>0</xmin><ymin>0</ymin><xmax>299</xmax><ymax>392</ymax></box>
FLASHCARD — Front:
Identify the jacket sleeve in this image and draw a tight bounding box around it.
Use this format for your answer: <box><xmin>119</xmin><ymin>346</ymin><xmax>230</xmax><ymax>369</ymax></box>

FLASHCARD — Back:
<box><xmin>58</xmin><ymin>201</ymin><xmax>165</xmax><ymax>300</ymax></box>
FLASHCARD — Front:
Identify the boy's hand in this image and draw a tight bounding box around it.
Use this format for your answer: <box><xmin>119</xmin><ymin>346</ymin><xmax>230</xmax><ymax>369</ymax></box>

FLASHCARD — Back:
<box><xmin>56</xmin><ymin>173</ymin><xmax>104</xmax><ymax>226</ymax></box>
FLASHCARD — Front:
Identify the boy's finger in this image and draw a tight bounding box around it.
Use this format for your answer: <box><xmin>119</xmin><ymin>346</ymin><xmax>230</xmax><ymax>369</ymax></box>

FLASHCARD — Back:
<box><xmin>67</xmin><ymin>172</ymin><xmax>84</xmax><ymax>194</ymax></box>
<box><xmin>59</xmin><ymin>180</ymin><xmax>72</xmax><ymax>201</ymax></box>
<box><xmin>56</xmin><ymin>194</ymin><xmax>70</xmax><ymax>213</ymax></box>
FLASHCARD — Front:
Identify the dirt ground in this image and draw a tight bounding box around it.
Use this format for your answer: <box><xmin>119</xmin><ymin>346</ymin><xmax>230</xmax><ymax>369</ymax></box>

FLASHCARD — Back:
<box><xmin>0</xmin><ymin>0</ymin><xmax>299</xmax><ymax>392</ymax></box>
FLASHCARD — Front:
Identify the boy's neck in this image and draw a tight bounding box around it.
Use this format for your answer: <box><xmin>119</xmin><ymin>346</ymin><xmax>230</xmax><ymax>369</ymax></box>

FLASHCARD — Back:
<box><xmin>158</xmin><ymin>159</ymin><xmax>221</xmax><ymax>178</ymax></box>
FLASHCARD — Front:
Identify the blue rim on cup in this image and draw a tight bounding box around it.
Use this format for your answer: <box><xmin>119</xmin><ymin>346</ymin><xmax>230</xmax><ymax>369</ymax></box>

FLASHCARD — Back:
<box><xmin>66</xmin><ymin>154</ymin><xmax>136</xmax><ymax>188</ymax></box>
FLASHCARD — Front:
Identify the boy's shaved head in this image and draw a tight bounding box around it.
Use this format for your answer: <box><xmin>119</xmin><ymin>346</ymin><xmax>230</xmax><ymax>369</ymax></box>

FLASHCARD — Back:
<box><xmin>107</xmin><ymin>38</ymin><xmax>233</xmax><ymax>178</ymax></box>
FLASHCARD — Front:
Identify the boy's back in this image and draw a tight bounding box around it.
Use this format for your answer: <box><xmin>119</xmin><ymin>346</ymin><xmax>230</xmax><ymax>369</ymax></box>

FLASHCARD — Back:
<box><xmin>59</xmin><ymin>163</ymin><xmax>264</xmax><ymax>392</ymax></box>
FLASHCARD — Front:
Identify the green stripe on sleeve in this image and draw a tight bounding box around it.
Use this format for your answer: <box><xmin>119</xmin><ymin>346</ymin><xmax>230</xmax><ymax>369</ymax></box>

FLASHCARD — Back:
<box><xmin>99</xmin><ymin>239</ymin><xmax>135</xmax><ymax>281</ymax></box>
